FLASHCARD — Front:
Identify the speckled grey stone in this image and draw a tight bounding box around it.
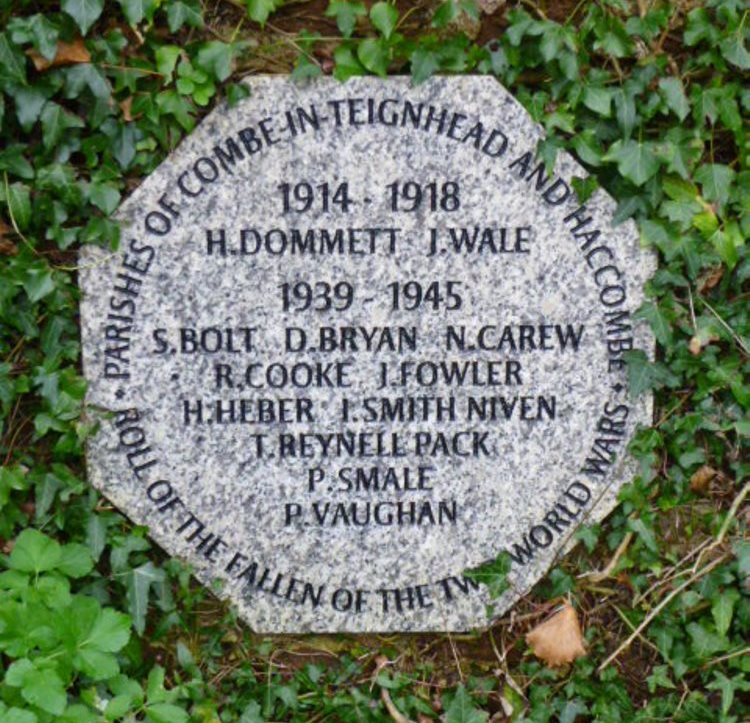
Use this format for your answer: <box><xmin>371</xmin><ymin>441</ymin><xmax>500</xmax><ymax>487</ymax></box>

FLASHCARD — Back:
<box><xmin>79</xmin><ymin>76</ymin><xmax>655</xmax><ymax>632</ymax></box>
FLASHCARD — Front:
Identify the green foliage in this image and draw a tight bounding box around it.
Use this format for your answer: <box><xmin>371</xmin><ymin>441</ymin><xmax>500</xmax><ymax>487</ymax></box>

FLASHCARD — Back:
<box><xmin>245</xmin><ymin>0</ymin><xmax>283</xmax><ymax>27</ymax></box>
<box><xmin>0</xmin><ymin>0</ymin><xmax>748</xmax><ymax>720</ymax></box>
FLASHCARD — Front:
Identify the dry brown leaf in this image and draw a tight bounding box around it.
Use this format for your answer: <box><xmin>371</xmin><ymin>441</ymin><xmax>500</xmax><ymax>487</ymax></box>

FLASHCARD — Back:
<box><xmin>699</xmin><ymin>266</ymin><xmax>724</xmax><ymax>293</ymax></box>
<box><xmin>0</xmin><ymin>219</ymin><xmax>16</xmax><ymax>255</ymax></box>
<box><xmin>688</xmin><ymin>335</ymin><xmax>703</xmax><ymax>355</ymax></box>
<box><xmin>690</xmin><ymin>465</ymin><xmax>717</xmax><ymax>494</ymax></box>
<box><xmin>0</xmin><ymin>239</ymin><xmax>18</xmax><ymax>256</ymax></box>
<box><xmin>120</xmin><ymin>96</ymin><xmax>134</xmax><ymax>122</ymax></box>
<box><xmin>479</xmin><ymin>0</ymin><xmax>506</xmax><ymax>12</ymax></box>
<box><xmin>525</xmin><ymin>603</ymin><xmax>586</xmax><ymax>667</ymax></box>
<box><xmin>28</xmin><ymin>39</ymin><xmax>91</xmax><ymax>71</ymax></box>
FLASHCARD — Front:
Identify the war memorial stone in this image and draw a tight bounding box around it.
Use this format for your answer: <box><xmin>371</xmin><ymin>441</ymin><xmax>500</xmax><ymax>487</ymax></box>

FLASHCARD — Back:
<box><xmin>80</xmin><ymin>76</ymin><xmax>655</xmax><ymax>632</ymax></box>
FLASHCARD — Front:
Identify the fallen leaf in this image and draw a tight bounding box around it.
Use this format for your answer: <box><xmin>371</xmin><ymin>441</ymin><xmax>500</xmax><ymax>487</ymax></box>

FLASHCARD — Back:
<box><xmin>28</xmin><ymin>39</ymin><xmax>91</xmax><ymax>71</ymax></box>
<box><xmin>698</xmin><ymin>266</ymin><xmax>724</xmax><ymax>293</ymax></box>
<box><xmin>690</xmin><ymin>465</ymin><xmax>717</xmax><ymax>494</ymax></box>
<box><xmin>0</xmin><ymin>218</ymin><xmax>17</xmax><ymax>255</ymax></box>
<box><xmin>688</xmin><ymin>336</ymin><xmax>703</xmax><ymax>355</ymax></box>
<box><xmin>526</xmin><ymin>603</ymin><xmax>586</xmax><ymax>667</ymax></box>
<box><xmin>120</xmin><ymin>96</ymin><xmax>134</xmax><ymax>121</ymax></box>
<box><xmin>479</xmin><ymin>0</ymin><xmax>506</xmax><ymax>12</ymax></box>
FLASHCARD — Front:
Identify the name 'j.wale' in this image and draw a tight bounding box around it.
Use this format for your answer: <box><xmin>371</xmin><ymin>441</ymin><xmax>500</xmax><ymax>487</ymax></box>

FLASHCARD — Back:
<box><xmin>426</xmin><ymin>225</ymin><xmax>534</xmax><ymax>256</ymax></box>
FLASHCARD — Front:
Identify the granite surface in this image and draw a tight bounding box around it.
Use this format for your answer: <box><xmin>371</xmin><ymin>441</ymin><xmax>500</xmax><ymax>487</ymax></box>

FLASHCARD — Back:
<box><xmin>79</xmin><ymin>76</ymin><xmax>655</xmax><ymax>632</ymax></box>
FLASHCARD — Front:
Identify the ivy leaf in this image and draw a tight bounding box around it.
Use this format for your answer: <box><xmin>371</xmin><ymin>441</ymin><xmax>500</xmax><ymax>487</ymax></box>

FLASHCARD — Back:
<box><xmin>444</xmin><ymin>685</ymin><xmax>488</xmax><ymax>723</ymax></box>
<box><xmin>370</xmin><ymin>2</ymin><xmax>398</xmax><ymax>40</ymax></box>
<box><xmin>6</xmin><ymin>182</ymin><xmax>31</xmax><ymax>231</ymax></box>
<box><xmin>195</xmin><ymin>41</ymin><xmax>235</xmax><ymax>82</ymax></box>
<box><xmin>687</xmin><ymin>622</ymin><xmax>728</xmax><ymax>659</ymax></box>
<box><xmin>695</xmin><ymin>164</ymin><xmax>735</xmax><ymax>208</ymax></box>
<box><xmin>612</xmin><ymin>87</ymin><xmax>636</xmax><ymax>137</ymax></box>
<box><xmin>636</xmin><ymin>301</ymin><xmax>672</xmax><ymax>345</ymax></box>
<box><xmin>62</xmin><ymin>0</ymin><xmax>104</xmax><ymax>35</ymax></box>
<box><xmin>333</xmin><ymin>44</ymin><xmax>366</xmax><ymax>81</ymax></box>
<box><xmin>291</xmin><ymin>53</ymin><xmax>322</xmax><ymax>82</ymax></box>
<box><xmin>624</xmin><ymin>350</ymin><xmax>677</xmax><ymax>396</ymax></box>
<box><xmin>246</xmin><ymin>0</ymin><xmax>280</xmax><ymax>26</ymax></box>
<box><xmin>0</xmin><ymin>33</ymin><xmax>27</xmax><ymax>87</ymax></box>
<box><xmin>325</xmin><ymin>1</ymin><xmax>366</xmax><ymax>38</ymax></box>
<box><xmin>628</xmin><ymin>517</ymin><xmax>658</xmax><ymax>553</ymax></box>
<box><xmin>711</xmin><ymin>588</ymin><xmax>739</xmax><ymax>637</ymax></box>
<box><xmin>23</xmin><ymin>265</ymin><xmax>56</xmax><ymax>303</ymax></box>
<box><xmin>583</xmin><ymin>86</ymin><xmax>613</xmax><ymax>117</ymax></box>
<box><xmin>357</xmin><ymin>37</ymin><xmax>389</xmax><ymax>76</ymax></box>
<box><xmin>28</xmin><ymin>14</ymin><xmax>60</xmax><ymax>61</ymax></box>
<box><xmin>156</xmin><ymin>45</ymin><xmax>182</xmax><ymax>82</ymax></box>
<box><xmin>126</xmin><ymin>561</ymin><xmax>166</xmax><ymax>634</ymax></box>
<box><xmin>62</xmin><ymin>64</ymin><xmax>112</xmax><ymax>100</ymax></box>
<box><xmin>658</xmin><ymin>77</ymin><xmax>689</xmax><ymax>121</ymax></box>
<box><xmin>166</xmin><ymin>0</ymin><xmax>204</xmax><ymax>31</ymax></box>
<box><xmin>720</xmin><ymin>30</ymin><xmax>750</xmax><ymax>70</ymax></box>
<box><xmin>410</xmin><ymin>48</ymin><xmax>440</xmax><ymax>85</ymax></box>
<box><xmin>465</xmin><ymin>551</ymin><xmax>511</xmax><ymax>598</ymax></box>
<box><xmin>111</xmin><ymin>123</ymin><xmax>140</xmax><ymax>170</ymax></box>
<box><xmin>40</xmin><ymin>102</ymin><xmax>85</xmax><ymax>152</ymax></box>
<box><xmin>85</xmin><ymin>514</ymin><xmax>108</xmax><ymax>562</ymax></box>
<box><xmin>119</xmin><ymin>0</ymin><xmax>158</xmax><ymax>25</ymax></box>
<box><xmin>605</xmin><ymin>139</ymin><xmax>660</xmax><ymax>186</ymax></box>
<box><xmin>709</xmin><ymin>221</ymin><xmax>743</xmax><ymax>270</ymax></box>
<box><xmin>432</xmin><ymin>0</ymin><xmax>459</xmax><ymax>29</ymax></box>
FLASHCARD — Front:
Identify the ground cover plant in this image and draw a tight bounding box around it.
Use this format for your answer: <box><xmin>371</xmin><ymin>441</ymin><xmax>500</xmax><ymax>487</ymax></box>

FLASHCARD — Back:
<box><xmin>0</xmin><ymin>0</ymin><xmax>748</xmax><ymax>720</ymax></box>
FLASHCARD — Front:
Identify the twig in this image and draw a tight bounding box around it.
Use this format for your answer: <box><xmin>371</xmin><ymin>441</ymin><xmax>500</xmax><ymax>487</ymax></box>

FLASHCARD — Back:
<box><xmin>697</xmin><ymin>296</ymin><xmax>750</xmax><ymax>356</ymax></box>
<box><xmin>702</xmin><ymin>646</ymin><xmax>750</xmax><ymax>669</ymax></box>
<box><xmin>579</xmin><ymin>531</ymin><xmax>633</xmax><ymax>582</ymax></box>
<box><xmin>380</xmin><ymin>688</ymin><xmax>415</xmax><ymax>723</ymax></box>
<box><xmin>446</xmin><ymin>633</ymin><xmax>464</xmax><ymax>682</ymax></box>
<box><xmin>612</xmin><ymin>604</ymin><xmax>663</xmax><ymax>660</ymax></box>
<box><xmin>692</xmin><ymin>479</ymin><xmax>750</xmax><ymax>571</ymax></box>
<box><xmin>597</xmin><ymin>551</ymin><xmax>730</xmax><ymax>673</ymax></box>
<box><xmin>633</xmin><ymin>537</ymin><xmax>711</xmax><ymax>605</ymax></box>
<box><xmin>687</xmin><ymin>285</ymin><xmax>697</xmax><ymax>334</ymax></box>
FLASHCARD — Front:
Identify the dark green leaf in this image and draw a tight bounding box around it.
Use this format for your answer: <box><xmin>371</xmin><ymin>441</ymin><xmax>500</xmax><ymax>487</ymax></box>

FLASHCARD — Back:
<box><xmin>126</xmin><ymin>561</ymin><xmax>166</xmax><ymax>634</ymax></box>
<box><xmin>720</xmin><ymin>29</ymin><xmax>750</xmax><ymax>70</ymax></box>
<box><xmin>465</xmin><ymin>551</ymin><xmax>511</xmax><ymax>598</ymax></box>
<box><xmin>606</xmin><ymin>139</ymin><xmax>660</xmax><ymax>186</ymax></box>
<box><xmin>6</xmin><ymin>182</ymin><xmax>31</xmax><ymax>231</ymax></box>
<box><xmin>0</xmin><ymin>33</ymin><xmax>27</xmax><ymax>87</ymax></box>
<box><xmin>658</xmin><ymin>77</ymin><xmax>689</xmax><ymax>121</ymax></box>
<box><xmin>410</xmin><ymin>48</ymin><xmax>440</xmax><ymax>85</ymax></box>
<box><xmin>14</xmin><ymin>86</ymin><xmax>49</xmax><ymax>131</ymax></box>
<box><xmin>695</xmin><ymin>164</ymin><xmax>735</xmax><ymax>208</ymax></box>
<box><xmin>246</xmin><ymin>0</ymin><xmax>280</xmax><ymax>26</ymax></box>
<box><xmin>357</xmin><ymin>37</ymin><xmax>389</xmax><ymax>76</ymax></box>
<box><xmin>333</xmin><ymin>44</ymin><xmax>366</xmax><ymax>81</ymax></box>
<box><xmin>325</xmin><ymin>1</ymin><xmax>366</xmax><ymax>37</ymax></box>
<box><xmin>444</xmin><ymin>685</ymin><xmax>488</xmax><ymax>723</ymax></box>
<box><xmin>62</xmin><ymin>0</ymin><xmax>104</xmax><ymax>35</ymax></box>
<box><xmin>370</xmin><ymin>2</ymin><xmax>398</xmax><ymax>39</ymax></box>
<box><xmin>166</xmin><ymin>0</ymin><xmax>204</xmax><ymax>31</ymax></box>
<box><xmin>28</xmin><ymin>15</ymin><xmax>60</xmax><ymax>60</ymax></box>
<box><xmin>119</xmin><ymin>0</ymin><xmax>158</xmax><ymax>25</ymax></box>
<box><xmin>195</xmin><ymin>41</ymin><xmax>235</xmax><ymax>82</ymax></box>
<box><xmin>40</xmin><ymin>102</ymin><xmax>85</xmax><ymax>152</ymax></box>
